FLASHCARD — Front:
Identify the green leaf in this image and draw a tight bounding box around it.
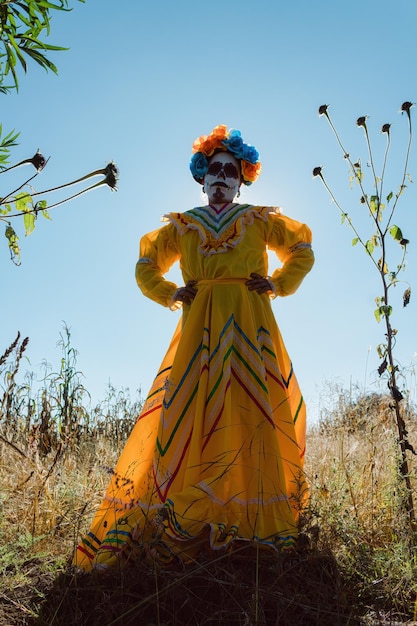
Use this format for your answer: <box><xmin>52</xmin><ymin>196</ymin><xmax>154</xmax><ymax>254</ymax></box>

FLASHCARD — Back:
<box><xmin>23</xmin><ymin>212</ymin><xmax>36</xmax><ymax>235</ymax></box>
<box><xmin>15</xmin><ymin>192</ymin><xmax>32</xmax><ymax>213</ymax></box>
<box><xmin>0</xmin><ymin>204</ymin><xmax>12</xmax><ymax>216</ymax></box>
<box><xmin>0</xmin><ymin>127</ymin><xmax>20</xmax><ymax>150</ymax></box>
<box><xmin>374</xmin><ymin>305</ymin><xmax>392</xmax><ymax>323</ymax></box>
<box><xmin>370</xmin><ymin>195</ymin><xmax>379</xmax><ymax>214</ymax></box>
<box><xmin>389</xmin><ymin>225</ymin><xmax>403</xmax><ymax>241</ymax></box>
<box><xmin>365</xmin><ymin>240</ymin><xmax>375</xmax><ymax>255</ymax></box>
<box><xmin>0</xmin><ymin>0</ymin><xmax>74</xmax><ymax>91</ymax></box>
<box><xmin>7</xmin><ymin>31</ymin><xmax>28</xmax><ymax>72</ymax></box>
<box><xmin>386</xmin><ymin>191</ymin><xmax>393</xmax><ymax>203</ymax></box>
<box><xmin>352</xmin><ymin>237</ymin><xmax>359</xmax><ymax>246</ymax></box>
<box><xmin>20</xmin><ymin>46</ymin><xmax>59</xmax><ymax>74</ymax></box>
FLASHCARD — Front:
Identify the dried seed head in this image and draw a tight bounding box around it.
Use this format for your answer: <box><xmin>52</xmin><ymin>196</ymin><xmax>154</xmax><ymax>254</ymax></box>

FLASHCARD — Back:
<box><xmin>104</xmin><ymin>162</ymin><xmax>119</xmax><ymax>190</ymax></box>
<box><xmin>401</xmin><ymin>101</ymin><xmax>413</xmax><ymax>113</ymax></box>
<box><xmin>30</xmin><ymin>151</ymin><xmax>47</xmax><ymax>172</ymax></box>
<box><xmin>356</xmin><ymin>116</ymin><xmax>367</xmax><ymax>128</ymax></box>
<box><xmin>318</xmin><ymin>104</ymin><xmax>329</xmax><ymax>116</ymax></box>
<box><xmin>312</xmin><ymin>166</ymin><xmax>322</xmax><ymax>177</ymax></box>
<box><xmin>403</xmin><ymin>287</ymin><xmax>411</xmax><ymax>308</ymax></box>
<box><xmin>381</xmin><ymin>123</ymin><xmax>391</xmax><ymax>134</ymax></box>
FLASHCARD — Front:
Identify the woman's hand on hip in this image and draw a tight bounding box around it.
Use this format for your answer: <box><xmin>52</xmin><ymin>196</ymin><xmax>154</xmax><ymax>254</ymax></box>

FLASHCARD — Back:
<box><xmin>245</xmin><ymin>273</ymin><xmax>273</xmax><ymax>295</ymax></box>
<box><xmin>176</xmin><ymin>280</ymin><xmax>198</xmax><ymax>304</ymax></box>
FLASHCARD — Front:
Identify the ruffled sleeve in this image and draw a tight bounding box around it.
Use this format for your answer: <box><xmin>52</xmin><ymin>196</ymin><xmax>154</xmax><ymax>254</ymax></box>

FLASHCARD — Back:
<box><xmin>266</xmin><ymin>213</ymin><xmax>314</xmax><ymax>297</ymax></box>
<box><xmin>135</xmin><ymin>223</ymin><xmax>181</xmax><ymax>308</ymax></box>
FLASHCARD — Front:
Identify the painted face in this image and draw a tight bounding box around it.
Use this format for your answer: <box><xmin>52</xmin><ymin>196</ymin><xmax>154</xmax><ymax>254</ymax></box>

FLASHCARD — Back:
<box><xmin>204</xmin><ymin>152</ymin><xmax>241</xmax><ymax>204</ymax></box>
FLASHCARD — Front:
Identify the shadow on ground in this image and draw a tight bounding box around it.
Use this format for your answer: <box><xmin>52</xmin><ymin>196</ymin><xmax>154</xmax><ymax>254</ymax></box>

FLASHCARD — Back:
<box><xmin>38</xmin><ymin>546</ymin><xmax>359</xmax><ymax>625</ymax></box>
<box><xmin>2</xmin><ymin>545</ymin><xmax>413</xmax><ymax>625</ymax></box>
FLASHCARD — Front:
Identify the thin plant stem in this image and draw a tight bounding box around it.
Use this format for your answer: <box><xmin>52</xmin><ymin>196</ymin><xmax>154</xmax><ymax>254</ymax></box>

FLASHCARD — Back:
<box><xmin>385</xmin><ymin>111</ymin><xmax>413</xmax><ymax>234</ymax></box>
<box><xmin>0</xmin><ymin>170</ymin><xmax>39</xmax><ymax>205</ymax></box>
<box><xmin>317</xmin><ymin>171</ymin><xmax>379</xmax><ymax>270</ymax></box>
<box><xmin>28</xmin><ymin>167</ymin><xmax>111</xmax><ymax>197</ymax></box>
<box><xmin>379</xmin><ymin>129</ymin><xmax>391</xmax><ymax>209</ymax></box>
<box><xmin>362</xmin><ymin>124</ymin><xmax>379</xmax><ymax>203</ymax></box>
<box><xmin>3</xmin><ymin>179</ymin><xmax>109</xmax><ymax>218</ymax></box>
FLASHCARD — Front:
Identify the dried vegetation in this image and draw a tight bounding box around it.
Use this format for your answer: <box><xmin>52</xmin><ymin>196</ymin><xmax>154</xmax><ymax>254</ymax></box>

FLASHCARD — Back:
<box><xmin>1</xmin><ymin>333</ymin><xmax>417</xmax><ymax>625</ymax></box>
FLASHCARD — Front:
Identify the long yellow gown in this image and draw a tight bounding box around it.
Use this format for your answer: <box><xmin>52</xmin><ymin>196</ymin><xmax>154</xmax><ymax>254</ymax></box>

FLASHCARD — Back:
<box><xmin>73</xmin><ymin>203</ymin><xmax>314</xmax><ymax>571</ymax></box>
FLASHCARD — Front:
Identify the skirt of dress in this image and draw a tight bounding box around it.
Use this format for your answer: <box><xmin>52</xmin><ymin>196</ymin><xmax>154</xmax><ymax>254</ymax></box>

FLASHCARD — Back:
<box><xmin>73</xmin><ymin>280</ymin><xmax>308</xmax><ymax>571</ymax></box>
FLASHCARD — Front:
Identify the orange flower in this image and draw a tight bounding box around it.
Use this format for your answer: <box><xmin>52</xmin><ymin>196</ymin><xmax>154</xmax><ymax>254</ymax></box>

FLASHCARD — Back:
<box><xmin>192</xmin><ymin>125</ymin><xmax>228</xmax><ymax>156</ymax></box>
<box><xmin>241</xmin><ymin>160</ymin><xmax>261</xmax><ymax>183</ymax></box>
<box><xmin>211</xmin><ymin>124</ymin><xmax>228</xmax><ymax>141</ymax></box>
<box><xmin>204</xmin><ymin>137</ymin><xmax>224</xmax><ymax>156</ymax></box>
<box><xmin>192</xmin><ymin>134</ymin><xmax>207</xmax><ymax>154</ymax></box>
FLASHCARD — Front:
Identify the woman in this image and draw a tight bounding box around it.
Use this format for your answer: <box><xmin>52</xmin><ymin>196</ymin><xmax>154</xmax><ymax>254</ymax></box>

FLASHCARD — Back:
<box><xmin>73</xmin><ymin>125</ymin><xmax>314</xmax><ymax>571</ymax></box>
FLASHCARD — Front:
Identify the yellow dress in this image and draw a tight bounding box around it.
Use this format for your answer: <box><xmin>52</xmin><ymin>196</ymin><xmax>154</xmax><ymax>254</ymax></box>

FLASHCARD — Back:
<box><xmin>73</xmin><ymin>203</ymin><xmax>314</xmax><ymax>571</ymax></box>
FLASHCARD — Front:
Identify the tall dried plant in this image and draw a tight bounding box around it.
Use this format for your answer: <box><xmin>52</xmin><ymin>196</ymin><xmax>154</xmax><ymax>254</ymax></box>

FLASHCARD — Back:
<box><xmin>313</xmin><ymin>102</ymin><xmax>415</xmax><ymax>532</ymax></box>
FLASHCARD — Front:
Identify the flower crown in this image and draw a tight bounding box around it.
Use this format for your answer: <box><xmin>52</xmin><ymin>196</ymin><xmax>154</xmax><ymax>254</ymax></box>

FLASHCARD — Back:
<box><xmin>190</xmin><ymin>125</ymin><xmax>262</xmax><ymax>186</ymax></box>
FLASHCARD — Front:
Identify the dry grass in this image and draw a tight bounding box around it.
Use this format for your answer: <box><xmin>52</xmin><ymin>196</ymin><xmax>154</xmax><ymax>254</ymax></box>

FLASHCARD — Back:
<box><xmin>1</xmin><ymin>335</ymin><xmax>417</xmax><ymax>625</ymax></box>
<box><xmin>303</xmin><ymin>390</ymin><xmax>417</xmax><ymax>625</ymax></box>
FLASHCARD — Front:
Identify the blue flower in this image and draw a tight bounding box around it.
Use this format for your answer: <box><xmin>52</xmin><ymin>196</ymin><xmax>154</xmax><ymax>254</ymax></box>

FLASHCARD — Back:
<box><xmin>222</xmin><ymin>129</ymin><xmax>245</xmax><ymax>160</ymax></box>
<box><xmin>241</xmin><ymin>144</ymin><xmax>259</xmax><ymax>164</ymax></box>
<box><xmin>190</xmin><ymin>152</ymin><xmax>208</xmax><ymax>181</ymax></box>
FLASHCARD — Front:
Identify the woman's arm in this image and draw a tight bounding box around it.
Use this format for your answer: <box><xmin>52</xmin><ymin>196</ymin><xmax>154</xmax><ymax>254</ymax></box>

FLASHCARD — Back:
<box><xmin>267</xmin><ymin>214</ymin><xmax>314</xmax><ymax>297</ymax></box>
<box><xmin>135</xmin><ymin>224</ymin><xmax>182</xmax><ymax>308</ymax></box>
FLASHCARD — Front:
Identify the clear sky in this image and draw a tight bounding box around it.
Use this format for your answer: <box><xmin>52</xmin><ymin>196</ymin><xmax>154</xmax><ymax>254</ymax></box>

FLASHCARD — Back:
<box><xmin>1</xmin><ymin>0</ymin><xmax>416</xmax><ymax>422</ymax></box>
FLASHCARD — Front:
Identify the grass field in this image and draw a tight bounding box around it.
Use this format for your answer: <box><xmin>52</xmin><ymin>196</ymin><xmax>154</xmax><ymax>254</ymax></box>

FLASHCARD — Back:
<box><xmin>1</xmin><ymin>332</ymin><xmax>416</xmax><ymax>625</ymax></box>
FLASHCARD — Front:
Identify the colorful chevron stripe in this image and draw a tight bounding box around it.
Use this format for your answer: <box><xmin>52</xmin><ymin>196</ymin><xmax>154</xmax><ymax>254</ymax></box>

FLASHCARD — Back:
<box><xmin>152</xmin><ymin>314</ymin><xmax>300</xmax><ymax>501</ymax></box>
<box><xmin>186</xmin><ymin>204</ymin><xmax>252</xmax><ymax>239</ymax></box>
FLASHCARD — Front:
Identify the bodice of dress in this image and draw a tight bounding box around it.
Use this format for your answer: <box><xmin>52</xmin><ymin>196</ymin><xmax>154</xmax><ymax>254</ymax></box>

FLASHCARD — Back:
<box><xmin>136</xmin><ymin>203</ymin><xmax>314</xmax><ymax>307</ymax></box>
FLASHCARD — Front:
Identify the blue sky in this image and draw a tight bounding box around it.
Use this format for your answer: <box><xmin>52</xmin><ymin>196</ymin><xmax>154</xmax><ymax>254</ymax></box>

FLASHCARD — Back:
<box><xmin>1</xmin><ymin>0</ymin><xmax>416</xmax><ymax>421</ymax></box>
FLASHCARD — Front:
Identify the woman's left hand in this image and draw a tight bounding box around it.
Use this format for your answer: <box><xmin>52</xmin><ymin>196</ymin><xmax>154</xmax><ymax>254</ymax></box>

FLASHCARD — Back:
<box><xmin>175</xmin><ymin>280</ymin><xmax>198</xmax><ymax>305</ymax></box>
<box><xmin>245</xmin><ymin>273</ymin><xmax>273</xmax><ymax>295</ymax></box>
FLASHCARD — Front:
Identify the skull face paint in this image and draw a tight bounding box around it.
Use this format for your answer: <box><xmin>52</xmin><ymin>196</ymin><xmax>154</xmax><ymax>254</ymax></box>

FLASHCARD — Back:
<box><xmin>204</xmin><ymin>152</ymin><xmax>241</xmax><ymax>205</ymax></box>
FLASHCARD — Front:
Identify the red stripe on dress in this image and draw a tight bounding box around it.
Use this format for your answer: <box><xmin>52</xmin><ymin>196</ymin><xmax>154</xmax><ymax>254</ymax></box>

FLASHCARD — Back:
<box><xmin>231</xmin><ymin>367</ymin><xmax>275</xmax><ymax>428</ymax></box>
<box><xmin>154</xmin><ymin>429</ymin><xmax>193</xmax><ymax>502</ymax></box>
<box><xmin>77</xmin><ymin>545</ymin><xmax>94</xmax><ymax>560</ymax></box>
<box><xmin>138</xmin><ymin>403</ymin><xmax>163</xmax><ymax>421</ymax></box>
<box><xmin>264</xmin><ymin>367</ymin><xmax>285</xmax><ymax>389</ymax></box>
<box><xmin>98</xmin><ymin>545</ymin><xmax>122</xmax><ymax>554</ymax></box>
<box><xmin>202</xmin><ymin>378</ymin><xmax>231</xmax><ymax>451</ymax></box>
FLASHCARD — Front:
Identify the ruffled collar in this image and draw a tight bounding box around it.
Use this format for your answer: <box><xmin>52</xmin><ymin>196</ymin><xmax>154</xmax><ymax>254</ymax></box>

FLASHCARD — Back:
<box><xmin>163</xmin><ymin>204</ymin><xmax>278</xmax><ymax>256</ymax></box>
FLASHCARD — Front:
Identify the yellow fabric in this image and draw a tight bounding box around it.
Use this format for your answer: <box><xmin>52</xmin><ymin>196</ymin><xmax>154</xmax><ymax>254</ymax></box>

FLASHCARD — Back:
<box><xmin>73</xmin><ymin>204</ymin><xmax>314</xmax><ymax>571</ymax></box>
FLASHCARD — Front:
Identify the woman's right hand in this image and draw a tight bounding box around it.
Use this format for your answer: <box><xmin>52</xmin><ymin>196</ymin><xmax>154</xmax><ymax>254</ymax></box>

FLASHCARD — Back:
<box><xmin>175</xmin><ymin>280</ymin><xmax>198</xmax><ymax>305</ymax></box>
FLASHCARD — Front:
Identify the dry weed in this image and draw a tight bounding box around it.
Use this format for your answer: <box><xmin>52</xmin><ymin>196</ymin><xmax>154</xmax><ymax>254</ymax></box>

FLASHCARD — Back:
<box><xmin>1</xmin><ymin>335</ymin><xmax>417</xmax><ymax>624</ymax></box>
